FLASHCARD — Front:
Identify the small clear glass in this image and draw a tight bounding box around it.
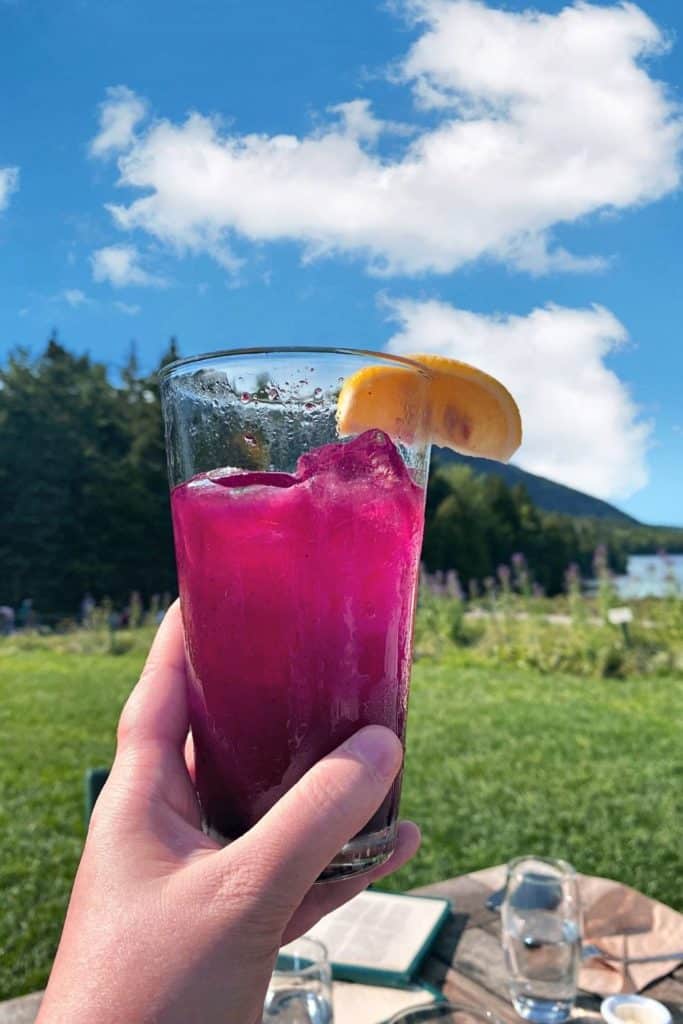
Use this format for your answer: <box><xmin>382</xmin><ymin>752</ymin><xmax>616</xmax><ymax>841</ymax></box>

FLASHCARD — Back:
<box><xmin>501</xmin><ymin>857</ymin><xmax>582</xmax><ymax>1024</ymax></box>
<box><xmin>385</xmin><ymin>1003</ymin><xmax>504</xmax><ymax>1023</ymax></box>
<box><xmin>263</xmin><ymin>937</ymin><xmax>333</xmax><ymax>1023</ymax></box>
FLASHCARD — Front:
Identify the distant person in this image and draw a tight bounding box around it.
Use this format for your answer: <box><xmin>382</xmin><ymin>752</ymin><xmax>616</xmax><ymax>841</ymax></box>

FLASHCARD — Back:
<box><xmin>0</xmin><ymin>605</ymin><xmax>14</xmax><ymax>636</ymax></box>
<box><xmin>17</xmin><ymin>598</ymin><xmax>34</xmax><ymax>630</ymax></box>
<box><xmin>80</xmin><ymin>593</ymin><xmax>96</xmax><ymax>626</ymax></box>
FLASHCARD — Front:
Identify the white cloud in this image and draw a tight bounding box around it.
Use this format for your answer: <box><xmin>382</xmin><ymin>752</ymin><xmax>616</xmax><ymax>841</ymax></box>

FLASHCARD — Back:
<box><xmin>384</xmin><ymin>296</ymin><xmax>650</xmax><ymax>499</ymax></box>
<box><xmin>90</xmin><ymin>85</ymin><xmax>147</xmax><ymax>159</ymax></box>
<box><xmin>0</xmin><ymin>166</ymin><xmax>19</xmax><ymax>212</ymax></box>
<box><xmin>63</xmin><ymin>288</ymin><xmax>89</xmax><ymax>307</ymax></box>
<box><xmin>113</xmin><ymin>300</ymin><xmax>141</xmax><ymax>315</ymax></box>
<box><xmin>327</xmin><ymin>99</ymin><xmax>413</xmax><ymax>143</ymax></box>
<box><xmin>91</xmin><ymin>244</ymin><xmax>165</xmax><ymax>288</ymax></box>
<box><xmin>96</xmin><ymin>2</ymin><xmax>681</xmax><ymax>276</ymax></box>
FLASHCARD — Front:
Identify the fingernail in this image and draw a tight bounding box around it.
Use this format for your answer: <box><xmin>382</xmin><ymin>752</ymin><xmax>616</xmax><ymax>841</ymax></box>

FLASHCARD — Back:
<box><xmin>344</xmin><ymin>727</ymin><xmax>403</xmax><ymax>779</ymax></box>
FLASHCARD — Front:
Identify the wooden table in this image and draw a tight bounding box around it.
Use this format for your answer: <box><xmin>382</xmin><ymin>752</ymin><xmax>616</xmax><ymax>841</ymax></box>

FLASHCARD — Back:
<box><xmin>2</xmin><ymin>867</ymin><xmax>682</xmax><ymax>1024</ymax></box>
<box><xmin>411</xmin><ymin>867</ymin><xmax>683</xmax><ymax>1024</ymax></box>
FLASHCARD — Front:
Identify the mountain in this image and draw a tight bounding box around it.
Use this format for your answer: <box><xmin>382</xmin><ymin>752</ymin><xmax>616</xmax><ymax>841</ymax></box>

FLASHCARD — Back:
<box><xmin>432</xmin><ymin>448</ymin><xmax>639</xmax><ymax>524</ymax></box>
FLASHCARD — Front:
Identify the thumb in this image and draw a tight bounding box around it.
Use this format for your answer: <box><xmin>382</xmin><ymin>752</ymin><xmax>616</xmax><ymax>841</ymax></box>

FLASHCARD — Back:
<box><xmin>218</xmin><ymin>726</ymin><xmax>403</xmax><ymax>905</ymax></box>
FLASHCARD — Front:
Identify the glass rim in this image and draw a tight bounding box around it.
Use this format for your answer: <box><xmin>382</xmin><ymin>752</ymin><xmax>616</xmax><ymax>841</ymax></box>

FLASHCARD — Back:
<box><xmin>507</xmin><ymin>855</ymin><xmax>577</xmax><ymax>881</ymax></box>
<box><xmin>384</xmin><ymin>1001</ymin><xmax>506</xmax><ymax>1024</ymax></box>
<box><xmin>158</xmin><ymin>345</ymin><xmax>434</xmax><ymax>381</ymax></box>
<box><xmin>275</xmin><ymin>935</ymin><xmax>329</xmax><ymax>972</ymax></box>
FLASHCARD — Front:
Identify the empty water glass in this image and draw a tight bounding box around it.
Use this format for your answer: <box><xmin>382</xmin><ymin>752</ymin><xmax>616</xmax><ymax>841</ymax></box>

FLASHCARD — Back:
<box><xmin>501</xmin><ymin>856</ymin><xmax>582</xmax><ymax>1024</ymax></box>
<box><xmin>263</xmin><ymin>937</ymin><xmax>333</xmax><ymax>1023</ymax></box>
<box><xmin>385</xmin><ymin>1003</ymin><xmax>505</xmax><ymax>1023</ymax></box>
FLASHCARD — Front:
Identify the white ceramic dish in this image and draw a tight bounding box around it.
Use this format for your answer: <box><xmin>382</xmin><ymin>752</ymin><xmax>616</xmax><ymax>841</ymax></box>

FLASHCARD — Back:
<box><xmin>601</xmin><ymin>994</ymin><xmax>672</xmax><ymax>1024</ymax></box>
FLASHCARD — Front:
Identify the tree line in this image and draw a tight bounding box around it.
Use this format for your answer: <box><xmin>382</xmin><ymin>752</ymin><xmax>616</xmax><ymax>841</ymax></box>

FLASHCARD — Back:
<box><xmin>423</xmin><ymin>462</ymin><xmax>632</xmax><ymax>596</ymax></box>
<box><xmin>0</xmin><ymin>337</ymin><xmax>178</xmax><ymax>617</ymax></box>
<box><xmin>0</xmin><ymin>338</ymin><xmax>679</xmax><ymax>617</ymax></box>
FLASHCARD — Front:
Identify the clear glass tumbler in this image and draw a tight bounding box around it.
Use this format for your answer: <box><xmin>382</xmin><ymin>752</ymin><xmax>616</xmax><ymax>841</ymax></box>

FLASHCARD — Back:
<box><xmin>160</xmin><ymin>347</ymin><xmax>432</xmax><ymax>879</ymax></box>
<box><xmin>501</xmin><ymin>856</ymin><xmax>582</xmax><ymax>1024</ymax></box>
<box><xmin>264</xmin><ymin>937</ymin><xmax>333</xmax><ymax>1023</ymax></box>
<box><xmin>385</xmin><ymin>1004</ymin><xmax>504</xmax><ymax>1024</ymax></box>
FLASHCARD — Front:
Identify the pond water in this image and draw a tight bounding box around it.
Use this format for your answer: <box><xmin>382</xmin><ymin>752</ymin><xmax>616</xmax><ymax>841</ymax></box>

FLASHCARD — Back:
<box><xmin>614</xmin><ymin>553</ymin><xmax>683</xmax><ymax>598</ymax></box>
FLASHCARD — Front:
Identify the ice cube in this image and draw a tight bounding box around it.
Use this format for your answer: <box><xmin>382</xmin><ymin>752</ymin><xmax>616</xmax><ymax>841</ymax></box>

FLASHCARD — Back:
<box><xmin>296</xmin><ymin>430</ymin><xmax>410</xmax><ymax>488</ymax></box>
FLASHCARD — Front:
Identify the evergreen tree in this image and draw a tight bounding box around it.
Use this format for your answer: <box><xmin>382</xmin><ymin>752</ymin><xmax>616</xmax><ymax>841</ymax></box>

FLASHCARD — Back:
<box><xmin>0</xmin><ymin>336</ymin><xmax>177</xmax><ymax>616</ymax></box>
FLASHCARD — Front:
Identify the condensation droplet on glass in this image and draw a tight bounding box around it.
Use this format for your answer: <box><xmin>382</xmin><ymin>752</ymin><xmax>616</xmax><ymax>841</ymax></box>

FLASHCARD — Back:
<box><xmin>243</xmin><ymin>434</ymin><xmax>257</xmax><ymax>448</ymax></box>
<box><xmin>304</xmin><ymin>402</ymin><xmax>314</xmax><ymax>411</ymax></box>
<box><xmin>267</xmin><ymin>387</ymin><xmax>279</xmax><ymax>401</ymax></box>
<box><xmin>313</xmin><ymin>387</ymin><xmax>323</xmax><ymax>398</ymax></box>
<box><xmin>240</xmin><ymin>392</ymin><xmax>251</xmax><ymax>403</ymax></box>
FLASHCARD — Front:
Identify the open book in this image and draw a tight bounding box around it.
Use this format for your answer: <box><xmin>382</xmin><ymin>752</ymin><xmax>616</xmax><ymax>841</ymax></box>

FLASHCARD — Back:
<box><xmin>306</xmin><ymin>889</ymin><xmax>451</xmax><ymax>986</ymax></box>
<box><xmin>333</xmin><ymin>979</ymin><xmax>441</xmax><ymax>1024</ymax></box>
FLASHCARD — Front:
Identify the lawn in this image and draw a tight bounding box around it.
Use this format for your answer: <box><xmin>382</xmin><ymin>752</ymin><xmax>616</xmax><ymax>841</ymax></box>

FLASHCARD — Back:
<box><xmin>1</xmin><ymin>644</ymin><xmax>682</xmax><ymax>1000</ymax></box>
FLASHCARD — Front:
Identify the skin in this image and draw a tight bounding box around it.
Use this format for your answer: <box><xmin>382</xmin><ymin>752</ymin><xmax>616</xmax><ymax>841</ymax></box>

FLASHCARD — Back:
<box><xmin>37</xmin><ymin>603</ymin><xmax>421</xmax><ymax>1024</ymax></box>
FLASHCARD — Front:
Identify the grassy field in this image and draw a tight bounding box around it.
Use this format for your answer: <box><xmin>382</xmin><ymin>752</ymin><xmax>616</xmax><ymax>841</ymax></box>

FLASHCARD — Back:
<box><xmin>1</xmin><ymin>641</ymin><xmax>682</xmax><ymax>1000</ymax></box>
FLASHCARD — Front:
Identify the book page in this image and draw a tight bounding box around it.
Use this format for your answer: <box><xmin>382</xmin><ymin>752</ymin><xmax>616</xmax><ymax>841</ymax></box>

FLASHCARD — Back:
<box><xmin>306</xmin><ymin>890</ymin><xmax>448</xmax><ymax>973</ymax></box>
<box><xmin>333</xmin><ymin>980</ymin><xmax>437</xmax><ymax>1024</ymax></box>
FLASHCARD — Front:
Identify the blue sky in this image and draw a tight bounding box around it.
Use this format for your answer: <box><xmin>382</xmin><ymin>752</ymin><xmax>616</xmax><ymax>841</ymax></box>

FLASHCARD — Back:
<box><xmin>1</xmin><ymin>0</ymin><xmax>682</xmax><ymax>524</ymax></box>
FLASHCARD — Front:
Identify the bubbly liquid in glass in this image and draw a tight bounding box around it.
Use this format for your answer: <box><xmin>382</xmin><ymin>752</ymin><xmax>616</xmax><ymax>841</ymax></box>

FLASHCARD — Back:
<box><xmin>505</xmin><ymin>912</ymin><xmax>581</xmax><ymax>1024</ymax></box>
<box><xmin>171</xmin><ymin>430</ymin><xmax>425</xmax><ymax>845</ymax></box>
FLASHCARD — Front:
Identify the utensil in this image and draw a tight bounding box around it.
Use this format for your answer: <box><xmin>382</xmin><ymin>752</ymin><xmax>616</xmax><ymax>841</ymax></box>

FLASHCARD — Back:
<box><xmin>582</xmin><ymin>944</ymin><xmax>683</xmax><ymax>965</ymax></box>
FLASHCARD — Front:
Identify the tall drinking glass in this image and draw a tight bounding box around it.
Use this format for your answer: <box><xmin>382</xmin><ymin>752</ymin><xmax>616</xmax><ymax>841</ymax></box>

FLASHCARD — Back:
<box><xmin>160</xmin><ymin>348</ymin><xmax>432</xmax><ymax>880</ymax></box>
<box><xmin>501</xmin><ymin>856</ymin><xmax>582</xmax><ymax>1024</ymax></box>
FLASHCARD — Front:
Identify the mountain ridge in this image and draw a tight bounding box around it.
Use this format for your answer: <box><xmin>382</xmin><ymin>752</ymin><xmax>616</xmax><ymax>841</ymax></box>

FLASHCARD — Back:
<box><xmin>433</xmin><ymin>448</ymin><xmax>639</xmax><ymax>525</ymax></box>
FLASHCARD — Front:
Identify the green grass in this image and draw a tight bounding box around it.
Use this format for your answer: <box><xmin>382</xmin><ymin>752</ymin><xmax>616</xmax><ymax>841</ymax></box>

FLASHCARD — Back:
<box><xmin>392</xmin><ymin>654</ymin><xmax>683</xmax><ymax>901</ymax></box>
<box><xmin>0</xmin><ymin>650</ymin><xmax>139</xmax><ymax>1000</ymax></box>
<box><xmin>1</xmin><ymin>645</ymin><xmax>682</xmax><ymax>1000</ymax></box>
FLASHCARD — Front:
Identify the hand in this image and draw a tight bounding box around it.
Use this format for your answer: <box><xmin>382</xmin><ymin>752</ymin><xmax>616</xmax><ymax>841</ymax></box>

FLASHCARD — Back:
<box><xmin>38</xmin><ymin>603</ymin><xmax>420</xmax><ymax>1024</ymax></box>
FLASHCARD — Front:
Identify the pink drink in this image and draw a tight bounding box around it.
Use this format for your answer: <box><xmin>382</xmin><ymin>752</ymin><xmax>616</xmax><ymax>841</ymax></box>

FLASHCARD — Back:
<box><xmin>171</xmin><ymin>430</ymin><xmax>425</xmax><ymax>853</ymax></box>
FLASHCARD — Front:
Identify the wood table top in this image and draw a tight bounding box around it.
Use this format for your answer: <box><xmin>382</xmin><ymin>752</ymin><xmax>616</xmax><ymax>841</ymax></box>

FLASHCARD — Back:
<box><xmin>411</xmin><ymin>867</ymin><xmax>683</xmax><ymax>1024</ymax></box>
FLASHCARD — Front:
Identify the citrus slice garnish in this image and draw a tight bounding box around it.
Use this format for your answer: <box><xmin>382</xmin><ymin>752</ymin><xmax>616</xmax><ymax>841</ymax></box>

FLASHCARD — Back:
<box><xmin>337</xmin><ymin>353</ymin><xmax>522</xmax><ymax>462</ymax></box>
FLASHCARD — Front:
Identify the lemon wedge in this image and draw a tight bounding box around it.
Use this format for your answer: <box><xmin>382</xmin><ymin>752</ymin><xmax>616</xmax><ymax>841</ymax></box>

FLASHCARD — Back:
<box><xmin>337</xmin><ymin>353</ymin><xmax>522</xmax><ymax>462</ymax></box>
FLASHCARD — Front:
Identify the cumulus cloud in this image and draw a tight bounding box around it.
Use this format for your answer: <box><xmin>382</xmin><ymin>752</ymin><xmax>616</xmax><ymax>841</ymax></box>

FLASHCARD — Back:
<box><xmin>63</xmin><ymin>288</ymin><xmax>89</xmax><ymax>307</ymax></box>
<box><xmin>94</xmin><ymin>1</ymin><xmax>681</xmax><ymax>275</ymax></box>
<box><xmin>384</xmin><ymin>296</ymin><xmax>650</xmax><ymax>499</ymax></box>
<box><xmin>90</xmin><ymin>85</ymin><xmax>147</xmax><ymax>159</ymax></box>
<box><xmin>91</xmin><ymin>244</ymin><xmax>165</xmax><ymax>288</ymax></box>
<box><xmin>0</xmin><ymin>166</ymin><xmax>19</xmax><ymax>212</ymax></box>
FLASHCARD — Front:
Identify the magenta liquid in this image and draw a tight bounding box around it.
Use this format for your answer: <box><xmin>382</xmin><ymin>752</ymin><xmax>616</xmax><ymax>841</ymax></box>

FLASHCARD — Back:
<box><xmin>171</xmin><ymin>430</ymin><xmax>425</xmax><ymax>854</ymax></box>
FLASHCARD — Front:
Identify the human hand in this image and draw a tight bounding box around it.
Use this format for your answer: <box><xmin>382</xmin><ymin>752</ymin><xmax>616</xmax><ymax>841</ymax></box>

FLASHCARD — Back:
<box><xmin>37</xmin><ymin>603</ymin><xmax>420</xmax><ymax>1024</ymax></box>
